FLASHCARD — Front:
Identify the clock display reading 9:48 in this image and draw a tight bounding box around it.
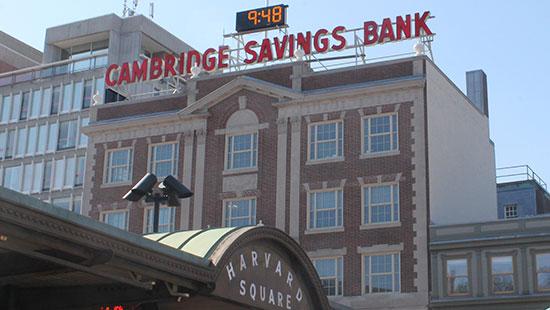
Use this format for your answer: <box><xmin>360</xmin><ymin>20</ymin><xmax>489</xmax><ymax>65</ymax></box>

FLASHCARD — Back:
<box><xmin>236</xmin><ymin>4</ymin><xmax>288</xmax><ymax>33</ymax></box>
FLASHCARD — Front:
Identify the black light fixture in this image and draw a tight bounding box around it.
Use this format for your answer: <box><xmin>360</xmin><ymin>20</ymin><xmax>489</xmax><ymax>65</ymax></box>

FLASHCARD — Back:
<box><xmin>123</xmin><ymin>173</ymin><xmax>193</xmax><ymax>233</ymax></box>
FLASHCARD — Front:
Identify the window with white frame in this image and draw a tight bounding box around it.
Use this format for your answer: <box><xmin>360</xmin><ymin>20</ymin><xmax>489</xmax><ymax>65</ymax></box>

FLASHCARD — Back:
<box><xmin>105</xmin><ymin>148</ymin><xmax>133</xmax><ymax>184</ymax></box>
<box><xmin>308</xmin><ymin>121</ymin><xmax>343</xmax><ymax>161</ymax></box>
<box><xmin>144</xmin><ymin>206</ymin><xmax>176</xmax><ymax>233</ymax></box>
<box><xmin>308</xmin><ymin>189</ymin><xmax>343</xmax><ymax>230</ymax></box>
<box><xmin>504</xmin><ymin>204</ymin><xmax>518</xmax><ymax>219</ymax></box>
<box><xmin>363</xmin><ymin>253</ymin><xmax>400</xmax><ymax>294</ymax></box>
<box><xmin>313</xmin><ymin>257</ymin><xmax>343</xmax><ymax>296</ymax></box>
<box><xmin>52</xmin><ymin>196</ymin><xmax>81</xmax><ymax>214</ymax></box>
<box><xmin>363</xmin><ymin>184</ymin><xmax>399</xmax><ymax>225</ymax></box>
<box><xmin>224</xmin><ymin>198</ymin><xmax>256</xmax><ymax>227</ymax></box>
<box><xmin>149</xmin><ymin>143</ymin><xmax>178</xmax><ymax>178</ymax></box>
<box><xmin>57</xmin><ymin>119</ymin><xmax>77</xmax><ymax>150</ymax></box>
<box><xmin>3</xmin><ymin>166</ymin><xmax>21</xmax><ymax>192</ymax></box>
<box><xmin>490</xmin><ymin>255</ymin><xmax>515</xmax><ymax>294</ymax></box>
<box><xmin>363</xmin><ymin>113</ymin><xmax>398</xmax><ymax>154</ymax></box>
<box><xmin>226</xmin><ymin>133</ymin><xmax>257</xmax><ymax>170</ymax></box>
<box><xmin>446</xmin><ymin>258</ymin><xmax>470</xmax><ymax>295</ymax></box>
<box><xmin>101</xmin><ymin>210</ymin><xmax>129</xmax><ymax>230</ymax></box>
<box><xmin>536</xmin><ymin>252</ymin><xmax>550</xmax><ymax>291</ymax></box>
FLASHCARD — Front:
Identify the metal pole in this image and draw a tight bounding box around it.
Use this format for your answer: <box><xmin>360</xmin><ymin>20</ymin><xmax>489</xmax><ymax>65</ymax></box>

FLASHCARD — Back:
<box><xmin>153</xmin><ymin>193</ymin><xmax>160</xmax><ymax>233</ymax></box>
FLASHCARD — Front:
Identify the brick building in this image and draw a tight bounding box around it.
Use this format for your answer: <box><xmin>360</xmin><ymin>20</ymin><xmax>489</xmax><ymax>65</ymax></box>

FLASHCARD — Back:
<box><xmin>83</xmin><ymin>56</ymin><xmax>497</xmax><ymax>309</ymax></box>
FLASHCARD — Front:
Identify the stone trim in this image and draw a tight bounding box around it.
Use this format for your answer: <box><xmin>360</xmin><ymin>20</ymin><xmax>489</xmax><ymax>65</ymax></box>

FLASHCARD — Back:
<box><xmin>275</xmin><ymin>117</ymin><xmax>288</xmax><ymax>230</ymax></box>
<box><xmin>214</xmin><ymin>122</ymin><xmax>269</xmax><ymax>136</ymax></box>
<box><xmin>192</xmin><ymin>129</ymin><xmax>207</xmax><ymax>229</ymax></box>
<box><xmin>308</xmin><ymin>247</ymin><xmax>347</xmax><ymax>258</ymax></box>
<box><xmin>357</xmin><ymin>243</ymin><xmax>404</xmax><ymax>255</ymax></box>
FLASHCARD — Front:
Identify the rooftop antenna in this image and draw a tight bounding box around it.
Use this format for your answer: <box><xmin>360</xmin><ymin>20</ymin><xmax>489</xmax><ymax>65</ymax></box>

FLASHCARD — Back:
<box><xmin>149</xmin><ymin>2</ymin><xmax>154</xmax><ymax>19</ymax></box>
<box><xmin>123</xmin><ymin>0</ymin><xmax>138</xmax><ymax>17</ymax></box>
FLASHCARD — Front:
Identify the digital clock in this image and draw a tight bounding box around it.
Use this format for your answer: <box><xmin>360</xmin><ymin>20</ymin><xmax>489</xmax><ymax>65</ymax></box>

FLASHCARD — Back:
<box><xmin>235</xmin><ymin>4</ymin><xmax>288</xmax><ymax>33</ymax></box>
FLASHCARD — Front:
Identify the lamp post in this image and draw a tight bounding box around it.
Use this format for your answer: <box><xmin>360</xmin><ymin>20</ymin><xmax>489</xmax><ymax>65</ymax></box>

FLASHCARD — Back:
<box><xmin>123</xmin><ymin>173</ymin><xmax>193</xmax><ymax>233</ymax></box>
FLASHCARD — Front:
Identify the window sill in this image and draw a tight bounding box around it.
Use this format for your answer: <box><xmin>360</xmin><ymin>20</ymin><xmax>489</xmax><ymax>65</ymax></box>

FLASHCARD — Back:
<box><xmin>101</xmin><ymin>181</ymin><xmax>132</xmax><ymax>189</ymax></box>
<box><xmin>305</xmin><ymin>157</ymin><xmax>345</xmax><ymax>165</ymax></box>
<box><xmin>360</xmin><ymin>150</ymin><xmax>400</xmax><ymax>159</ymax></box>
<box><xmin>360</xmin><ymin>222</ymin><xmax>401</xmax><ymax>230</ymax></box>
<box><xmin>222</xmin><ymin>167</ymin><xmax>258</xmax><ymax>176</ymax></box>
<box><xmin>304</xmin><ymin>227</ymin><xmax>344</xmax><ymax>235</ymax></box>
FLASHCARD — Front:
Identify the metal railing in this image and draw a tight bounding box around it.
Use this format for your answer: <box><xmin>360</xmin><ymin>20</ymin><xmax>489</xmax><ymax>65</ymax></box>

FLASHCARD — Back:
<box><xmin>496</xmin><ymin>165</ymin><xmax>547</xmax><ymax>190</ymax></box>
<box><xmin>0</xmin><ymin>52</ymin><xmax>108</xmax><ymax>87</ymax></box>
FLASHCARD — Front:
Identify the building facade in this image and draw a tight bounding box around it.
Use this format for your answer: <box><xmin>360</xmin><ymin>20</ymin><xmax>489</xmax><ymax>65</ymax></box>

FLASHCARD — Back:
<box><xmin>0</xmin><ymin>14</ymin><xmax>191</xmax><ymax>212</ymax></box>
<box><xmin>83</xmin><ymin>55</ymin><xmax>497</xmax><ymax>309</ymax></box>
<box><xmin>497</xmin><ymin>165</ymin><xmax>550</xmax><ymax>219</ymax></box>
<box><xmin>430</xmin><ymin>215</ymin><xmax>550</xmax><ymax>309</ymax></box>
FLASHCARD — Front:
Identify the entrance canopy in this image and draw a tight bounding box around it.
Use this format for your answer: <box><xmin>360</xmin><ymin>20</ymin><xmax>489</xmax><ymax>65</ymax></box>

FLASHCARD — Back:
<box><xmin>0</xmin><ymin>187</ymin><xmax>329</xmax><ymax>310</ymax></box>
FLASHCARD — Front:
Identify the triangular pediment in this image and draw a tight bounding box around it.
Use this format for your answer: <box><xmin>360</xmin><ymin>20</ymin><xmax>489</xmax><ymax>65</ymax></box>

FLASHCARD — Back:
<box><xmin>178</xmin><ymin>75</ymin><xmax>302</xmax><ymax>116</ymax></box>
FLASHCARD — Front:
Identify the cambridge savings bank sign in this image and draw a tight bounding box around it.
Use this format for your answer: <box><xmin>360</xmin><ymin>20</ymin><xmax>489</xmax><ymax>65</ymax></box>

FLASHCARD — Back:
<box><xmin>105</xmin><ymin>10</ymin><xmax>434</xmax><ymax>87</ymax></box>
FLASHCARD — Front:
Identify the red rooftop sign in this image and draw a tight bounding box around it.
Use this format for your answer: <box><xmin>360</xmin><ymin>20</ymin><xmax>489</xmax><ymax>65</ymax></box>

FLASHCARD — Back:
<box><xmin>105</xmin><ymin>11</ymin><xmax>433</xmax><ymax>87</ymax></box>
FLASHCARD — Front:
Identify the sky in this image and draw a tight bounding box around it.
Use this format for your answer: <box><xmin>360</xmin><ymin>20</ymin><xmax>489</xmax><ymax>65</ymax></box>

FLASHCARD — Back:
<box><xmin>1</xmin><ymin>0</ymin><xmax>549</xmax><ymax>183</ymax></box>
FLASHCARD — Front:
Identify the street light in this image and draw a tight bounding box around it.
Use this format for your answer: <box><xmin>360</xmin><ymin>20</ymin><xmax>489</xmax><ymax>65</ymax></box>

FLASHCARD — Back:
<box><xmin>123</xmin><ymin>173</ymin><xmax>193</xmax><ymax>233</ymax></box>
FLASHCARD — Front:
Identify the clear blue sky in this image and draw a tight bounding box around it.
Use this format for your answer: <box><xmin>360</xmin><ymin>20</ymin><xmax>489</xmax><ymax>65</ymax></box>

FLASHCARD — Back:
<box><xmin>1</xmin><ymin>0</ymin><xmax>549</xmax><ymax>183</ymax></box>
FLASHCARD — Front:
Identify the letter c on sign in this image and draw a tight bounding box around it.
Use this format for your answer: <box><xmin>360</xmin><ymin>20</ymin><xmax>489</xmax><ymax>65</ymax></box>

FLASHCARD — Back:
<box><xmin>105</xmin><ymin>64</ymin><xmax>119</xmax><ymax>87</ymax></box>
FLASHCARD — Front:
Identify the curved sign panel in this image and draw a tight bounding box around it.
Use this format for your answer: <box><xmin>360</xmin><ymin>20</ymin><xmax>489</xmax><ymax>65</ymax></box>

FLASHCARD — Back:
<box><xmin>213</xmin><ymin>243</ymin><xmax>312</xmax><ymax>309</ymax></box>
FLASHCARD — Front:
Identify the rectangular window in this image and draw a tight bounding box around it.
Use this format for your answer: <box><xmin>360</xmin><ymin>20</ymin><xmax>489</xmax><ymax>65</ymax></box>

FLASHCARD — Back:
<box><xmin>95</xmin><ymin>77</ymin><xmax>105</xmax><ymax>103</ymax></box>
<box><xmin>51</xmin><ymin>86</ymin><xmax>60</xmax><ymax>115</ymax></box>
<box><xmin>363</xmin><ymin>184</ymin><xmax>399</xmax><ymax>225</ymax></box>
<box><xmin>75</xmin><ymin>155</ymin><xmax>85</xmax><ymax>187</ymax></box>
<box><xmin>72</xmin><ymin>81</ymin><xmax>83</xmax><ymax>111</ymax></box>
<box><xmin>1</xmin><ymin>95</ymin><xmax>10</xmax><ymax>123</ymax></box>
<box><xmin>226</xmin><ymin>133</ymin><xmax>258</xmax><ymax>170</ymax></box>
<box><xmin>3</xmin><ymin>166</ymin><xmax>21</xmax><ymax>191</ymax></box>
<box><xmin>313</xmin><ymin>257</ymin><xmax>343</xmax><ymax>296</ymax></box>
<box><xmin>363</xmin><ymin>253</ymin><xmax>400</xmax><ymax>294</ymax></box>
<box><xmin>308</xmin><ymin>190</ymin><xmax>343</xmax><ymax>229</ymax></box>
<box><xmin>79</xmin><ymin>117</ymin><xmax>90</xmax><ymax>147</ymax></box>
<box><xmin>29</xmin><ymin>89</ymin><xmax>41</xmax><ymax>119</ymax></box>
<box><xmin>149</xmin><ymin>143</ymin><xmax>178</xmax><ymax>178</ymax></box>
<box><xmin>363</xmin><ymin>114</ymin><xmax>398</xmax><ymax>154</ymax></box>
<box><xmin>22</xmin><ymin>163</ymin><xmax>33</xmax><ymax>193</ymax></box>
<box><xmin>0</xmin><ymin>131</ymin><xmax>6</xmax><ymax>158</ymax></box>
<box><xmin>52</xmin><ymin>197</ymin><xmax>71</xmax><ymax>211</ymax></box>
<box><xmin>101</xmin><ymin>210</ymin><xmax>129</xmax><ymax>230</ymax></box>
<box><xmin>106</xmin><ymin>148</ymin><xmax>133</xmax><ymax>184</ymax></box>
<box><xmin>16</xmin><ymin>128</ymin><xmax>27</xmax><ymax>157</ymax></box>
<box><xmin>82</xmin><ymin>79</ymin><xmax>93</xmax><ymax>109</ymax></box>
<box><xmin>73</xmin><ymin>195</ymin><xmax>82</xmax><ymax>214</ymax></box>
<box><xmin>57</xmin><ymin>120</ymin><xmax>77</xmax><ymax>150</ymax></box>
<box><xmin>42</xmin><ymin>160</ymin><xmax>52</xmax><ymax>191</ymax></box>
<box><xmin>32</xmin><ymin>162</ymin><xmax>43</xmax><ymax>193</ymax></box>
<box><xmin>446</xmin><ymin>258</ymin><xmax>470</xmax><ymax>296</ymax></box>
<box><xmin>504</xmin><ymin>204</ymin><xmax>518</xmax><ymax>219</ymax></box>
<box><xmin>20</xmin><ymin>91</ymin><xmax>29</xmax><ymax>120</ymax></box>
<box><xmin>53</xmin><ymin>158</ymin><xmax>65</xmax><ymax>190</ymax></box>
<box><xmin>490</xmin><ymin>256</ymin><xmax>514</xmax><ymax>294</ymax></box>
<box><xmin>536</xmin><ymin>253</ymin><xmax>550</xmax><ymax>292</ymax></box>
<box><xmin>26</xmin><ymin>126</ymin><xmax>37</xmax><ymax>155</ymax></box>
<box><xmin>41</xmin><ymin>87</ymin><xmax>51</xmax><ymax>116</ymax></box>
<box><xmin>5</xmin><ymin>129</ymin><xmax>15</xmax><ymax>158</ymax></box>
<box><xmin>37</xmin><ymin>124</ymin><xmax>48</xmax><ymax>154</ymax></box>
<box><xmin>10</xmin><ymin>93</ymin><xmax>20</xmax><ymax>121</ymax></box>
<box><xmin>64</xmin><ymin>157</ymin><xmax>76</xmax><ymax>188</ymax></box>
<box><xmin>61</xmin><ymin>83</ymin><xmax>72</xmax><ymax>113</ymax></box>
<box><xmin>144</xmin><ymin>206</ymin><xmax>176</xmax><ymax>233</ymax></box>
<box><xmin>224</xmin><ymin>198</ymin><xmax>257</xmax><ymax>227</ymax></box>
<box><xmin>47</xmin><ymin>123</ymin><xmax>58</xmax><ymax>152</ymax></box>
<box><xmin>309</xmin><ymin>121</ymin><xmax>343</xmax><ymax>161</ymax></box>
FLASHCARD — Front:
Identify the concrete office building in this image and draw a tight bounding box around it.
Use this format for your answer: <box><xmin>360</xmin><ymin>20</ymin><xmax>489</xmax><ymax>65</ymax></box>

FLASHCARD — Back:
<box><xmin>0</xmin><ymin>31</ymin><xmax>42</xmax><ymax>73</ymax></box>
<box><xmin>430</xmin><ymin>215</ymin><xmax>550</xmax><ymax>309</ymax></box>
<box><xmin>0</xmin><ymin>14</ymin><xmax>191</xmax><ymax>212</ymax></box>
<box><xmin>83</xmin><ymin>53</ymin><xmax>497</xmax><ymax>309</ymax></box>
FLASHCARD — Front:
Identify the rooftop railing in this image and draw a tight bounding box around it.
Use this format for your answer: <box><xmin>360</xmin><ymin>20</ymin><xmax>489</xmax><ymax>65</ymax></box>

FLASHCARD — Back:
<box><xmin>497</xmin><ymin>165</ymin><xmax>547</xmax><ymax>190</ymax></box>
<box><xmin>0</xmin><ymin>52</ymin><xmax>108</xmax><ymax>87</ymax></box>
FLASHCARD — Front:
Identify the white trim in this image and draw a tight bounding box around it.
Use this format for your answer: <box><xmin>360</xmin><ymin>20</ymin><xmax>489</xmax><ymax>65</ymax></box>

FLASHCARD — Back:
<box><xmin>312</xmin><ymin>256</ymin><xmax>344</xmax><ymax>296</ymax></box>
<box><xmin>307</xmin><ymin>187</ymin><xmax>344</xmax><ymax>231</ymax></box>
<box><xmin>361</xmin><ymin>182</ymin><xmax>400</xmax><ymax>226</ymax></box>
<box><xmin>103</xmin><ymin>147</ymin><xmax>133</xmax><ymax>185</ymax></box>
<box><xmin>147</xmin><ymin>141</ymin><xmax>179</xmax><ymax>179</ymax></box>
<box><xmin>361</xmin><ymin>251</ymin><xmax>402</xmax><ymax>295</ymax></box>
<box><xmin>142</xmin><ymin>206</ymin><xmax>176</xmax><ymax>234</ymax></box>
<box><xmin>224</xmin><ymin>132</ymin><xmax>258</xmax><ymax>171</ymax></box>
<box><xmin>361</xmin><ymin>112</ymin><xmax>399</xmax><ymax>155</ymax></box>
<box><xmin>307</xmin><ymin>119</ymin><xmax>344</xmax><ymax>162</ymax></box>
<box><xmin>222</xmin><ymin>197</ymin><xmax>257</xmax><ymax>227</ymax></box>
